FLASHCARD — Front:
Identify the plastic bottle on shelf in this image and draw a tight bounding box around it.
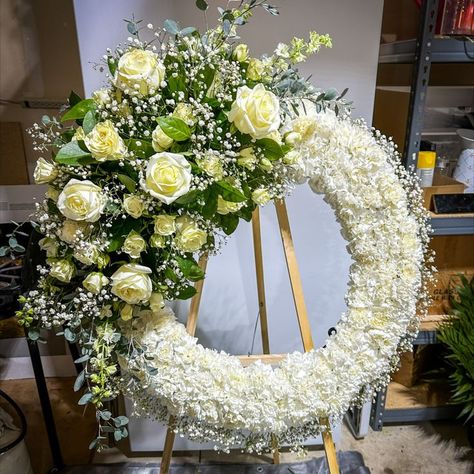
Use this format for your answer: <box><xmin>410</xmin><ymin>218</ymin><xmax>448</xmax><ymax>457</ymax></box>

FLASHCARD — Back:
<box><xmin>416</xmin><ymin>151</ymin><xmax>436</xmax><ymax>187</ymax></box>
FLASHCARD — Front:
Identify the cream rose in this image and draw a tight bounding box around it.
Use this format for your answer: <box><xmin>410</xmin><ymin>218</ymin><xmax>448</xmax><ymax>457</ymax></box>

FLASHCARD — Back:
<box><xmin>120</xmin><ymin>304</ymin><xmax>134</xmax><ymax>321</ymax></box>
<box><xmin>217</xmin><ymin>196</ymin><xmax>244</xmax><ymax>215</ymax></box>
<box><xmin>173</xmin><ymin>103</ymin><xmax>196</xmax><ymax>125</ymax></box>
<box><xmin>233</xmin><ymin>44</ymin><xmax>249</xmax><ymax>62</ymax></box>
<box><xmin>228</xmin><ymin>84</ymin><xmax>280</xmax><ymax>139</ymax></box>
<box><xmin>59</xmin><ymin>220</ymin><xmax>91</xmax><ymax>244</ymax></box>
<box><xmin>154</xmin><ymin>215</ymin><xmax>176</xmax><ymax>236</ymax></box>
<box><xmin>84</xmin><ymin>120</ymin><xmax>126</xmax><ymax>161</ymax></box>
<box><xmin>122</xmin><ymin>232</ymin><xmax>146</xmax><ymax>259</ymax></box>
<box><xmin>141</xmin><ymin>152</ymin><xmax>192</xmax><ymax>204</ymax></box>
<box><xmin>92</xmin><ymin>88</ymin><xmax>111</xmax><ymax>105</ymax></box>
<box><xmin>73</xmin><ymin>245</ymin><xmax>99</xmax><ymax>266</ymax></box>
<box><xmin>149</xmin><ymin>292</ymin><xmax>164</xmax><ymax>312</ymax></box>
<box><xmin>152</xmin><ymin>125</ymin><xmax>173</xmax><ymax>152</ymax></box>
<box><xmin>34</xmin><ymin>158</ymin><xmax>58</xmax><ymax>184</ymax></box>
<box><xmin>83</xmin><ymin>272</ymin><xmax>109</xmax><ymax>294</ymax></box>
<box><xmin>57</xmin><ymin>179</ymin><xmax>106</xmax><ymax>222</ymax></box>
<box><xmin>175</xmin><ymin>216</ymin><xmax>207</xmax><ymax>252</ymax></box>
<box><xmin>111</xmin><ymin>263</ymin><xmax>153</xmax><ymax>304</ymax></box>
<box><xmin>247</xmin><ymin>58</ymin><xmax>265</xmax><ymax>81</ymax></box>
<box><xmin>114</xmin><ymin>49</ymin><xmax>166</xmax><ymax>96</ymax></box>
<box><xmin>149</xmin><ymin>234</ymin><xmax>165</xmax><ymax>248</ymax></box>
<box><xmin>196</xmin><ymin>152</ymin><xmax>224</xmax><ymax>180</ymax></box>
<box><xmin>39</xmin><ymin>237</ymin><xmax>58</xmax><ymax>257</ymax></box>
<box><xmin>72</xmin><ymin>126</ymin><xmax>86</xmax><ymax>141</ymax></box>
<box><xmin>48</xmin><ymin>259</ymin><xmax>75</xmax><ymax>283</ymax></box>
<box><xmin>123</xmin><ymin>195</ymin><xmax>144</xmax><ymax>219</ymax></box>
<box><xmin>237</xmin><ymin>147</ymin><xmax>258</xmax><ymax>170</ymax></box>
<box><xmin>252</xmin><ymin>187</ymin><xmax>272</xmax><ymax>205</ymax></box>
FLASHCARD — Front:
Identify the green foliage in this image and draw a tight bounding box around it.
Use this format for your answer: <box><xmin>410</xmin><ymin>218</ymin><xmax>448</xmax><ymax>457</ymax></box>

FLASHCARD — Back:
<box><xmin>437</xmin><ymin>275</ymin><xmax>474</xmax><ymax>422</ymax></box>
<box><xmin>156</xmin><ymin>116</ymin><xmax>191</xmax><ymax>141</ymax></box>
<box><xmin>55</xmin><ymin>140</ymin><xmax>94</xmax><ymax>166</ymax></box>
<box><xmin>61</xmin><ymin>98</ymin><xmax>96</xmax><ymax>122</ymax></box>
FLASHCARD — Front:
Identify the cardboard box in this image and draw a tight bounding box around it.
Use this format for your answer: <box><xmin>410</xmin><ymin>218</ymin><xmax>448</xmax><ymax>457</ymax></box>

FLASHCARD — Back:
<box><xmin>392</xmin><ymin>345</ymin><xmax>437</xmax><ymax>388</ymax></box>
<box><xmin>422</xmin><ymin>172</ymin><xmax>467</xmax><ymax>210</ymax></box>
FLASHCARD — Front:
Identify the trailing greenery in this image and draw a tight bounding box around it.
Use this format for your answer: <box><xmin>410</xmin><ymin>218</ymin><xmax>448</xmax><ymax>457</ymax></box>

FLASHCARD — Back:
<box><xmin>437</xmin><ymin>275</ymin><xmax>474</xmax><ymax>422</ymax></box>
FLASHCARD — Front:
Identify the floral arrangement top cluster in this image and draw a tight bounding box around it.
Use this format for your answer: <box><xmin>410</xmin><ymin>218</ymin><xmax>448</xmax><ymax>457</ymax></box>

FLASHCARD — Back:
<box><xmin>18</xmin><ymin>1</ymin><xmax>350</xmax><ymax>447</ymax></box>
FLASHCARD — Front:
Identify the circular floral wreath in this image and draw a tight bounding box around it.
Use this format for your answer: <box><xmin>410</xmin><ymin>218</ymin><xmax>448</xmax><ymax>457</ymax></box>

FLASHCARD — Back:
<box><xmin>16</xmin><ymin>2</ymin><xmax>431</xmax><ymax>453</ymax></box>
<box><xmin>121</xmin><ymin>111</ymin><xmax>430</xmax><ymax>452</ymax></box>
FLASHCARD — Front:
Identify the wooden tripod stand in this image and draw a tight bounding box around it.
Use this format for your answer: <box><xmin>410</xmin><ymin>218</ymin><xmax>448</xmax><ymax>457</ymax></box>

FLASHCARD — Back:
<box><xmin>160</xmin><ymin>199</ymin><xmax>340</xmax><ymax>474</ymax></box>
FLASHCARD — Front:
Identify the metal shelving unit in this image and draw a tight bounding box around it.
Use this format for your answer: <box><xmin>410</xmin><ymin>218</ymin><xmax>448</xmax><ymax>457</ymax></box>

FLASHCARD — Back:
<box><xmin>347</xmin><ymin>0</ymin><xmax>473</xmax><ymax>438</ymax></box>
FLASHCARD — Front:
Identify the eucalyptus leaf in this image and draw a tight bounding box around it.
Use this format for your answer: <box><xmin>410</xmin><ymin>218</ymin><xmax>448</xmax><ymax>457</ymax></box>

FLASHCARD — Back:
<box><xmin>164</xmin><ymin>19</ymin><xmax>179</xmax><ymax>35</ymax></box>
<box><xmin>55</xmin><ymin>141</ymin><xmax>94</xmax><ymax>166</ymax></box>
<box><xmin>180</xmin><ymin>26</ymin><xmax>197</xmax><ymax>36</ymax></box>
<box><xmin>74</xmin><ymin>354</ymin><xmax>90</xmax><ymax>364</ymax></box>
<box><xmin>74</xmin><ymin>370</ymin><xmax>85</xmax><ymax>392</ymax></box>
<box><xmin>78</xmin><ymin>392</ymin><xmax>93</xmax><ymax>405</ymax></box>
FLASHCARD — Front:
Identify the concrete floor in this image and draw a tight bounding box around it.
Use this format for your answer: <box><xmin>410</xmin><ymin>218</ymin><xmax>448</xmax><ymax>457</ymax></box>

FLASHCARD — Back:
<box><xmin>0</xmin><ymin>378</ymin><xmax>472</xmax><ymax>474</ymax></box>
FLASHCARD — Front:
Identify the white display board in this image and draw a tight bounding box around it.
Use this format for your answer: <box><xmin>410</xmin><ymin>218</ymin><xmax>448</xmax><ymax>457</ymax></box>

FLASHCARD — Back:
<box><xmin>73</xmin><ymin>0</ymin><xmax>384</xmax><ymax>451</ymax></box>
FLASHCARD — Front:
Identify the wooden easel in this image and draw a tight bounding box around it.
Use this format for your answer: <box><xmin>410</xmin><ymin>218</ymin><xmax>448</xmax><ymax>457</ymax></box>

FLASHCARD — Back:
<box><xmin>160</xmin><ymin>199</ymin><xmax>340</xmax><ymax>474</ymax></box>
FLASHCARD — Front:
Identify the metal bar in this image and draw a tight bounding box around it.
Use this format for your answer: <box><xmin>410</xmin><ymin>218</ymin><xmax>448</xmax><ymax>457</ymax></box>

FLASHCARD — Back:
<box><xmin>370</xmin><ymin>387</ymin><xmax>387</xmax><ymax>432</ymax></box>
<box><xmin>26</xmin><ymin>337</ymin><xmax>64</xmax><ymax>470</ymax></box>
<box><xmin>403</xmin><ymin>0</ymin><xmax>440</xmax><ymax>168</ymax></box>
<box><xmin>382</xmin><ymin>405</ymin><xmax>461</xmax><ymax>423</ymax></box>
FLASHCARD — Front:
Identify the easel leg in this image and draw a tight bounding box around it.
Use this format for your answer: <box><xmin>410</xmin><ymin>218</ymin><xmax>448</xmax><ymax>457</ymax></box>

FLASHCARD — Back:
<box><xmin>274</xmin><ymin>199</ymin><xmax>339</xmax><ymax>474</ymax></box>
<box><xmin>160</xmin><ymin>254</ymin><xmax>208</xmax><ymax>474</ymax></box>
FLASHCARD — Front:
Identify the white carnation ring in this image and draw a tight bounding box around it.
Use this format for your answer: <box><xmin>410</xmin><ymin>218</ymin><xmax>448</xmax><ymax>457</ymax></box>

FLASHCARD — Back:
<box><xmin>121</xmin><ymin>111</ymin><xmax>429</xmax><ymax>452</ymax></box>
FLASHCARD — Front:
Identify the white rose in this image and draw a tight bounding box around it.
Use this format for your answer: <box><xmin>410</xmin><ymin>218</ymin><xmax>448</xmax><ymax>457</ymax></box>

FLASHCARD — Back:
<box><xmin>149</xmin><ymin>292</ymin><xmax>164</xmax><ymax>312</ymax></box>
<box><xmin>233</xmin><ymin>44</ymin><xmax>249</xmax><ymax>62</ymax></box>
<box><xmin>152</xmin><ymin>124</ymin><xmax>173</xmax><ymax>151</ymax></box>
<box><xmin>283</xmin><ymin>150</ymin><xmax>300</xmax><ymax>165</ymax></box>
<box><xmin>259</xmin><ymin>157</ymin><xmax>273</xmax><ymax>172</ymax></box>
<box><xmin>154</xmin><ymin>215</ymin><xmax>176</xmax><ymax>236</ymax></box>
<box><xmin>228</xmin><ymin>84</ymin><xmax>280</xmax><ymax>139</ymax></box>
<box><xmin>39</xmin><ymin>237</ymin><xmax>58</xmax><ymax>257</ymax></box>
<box><xmin>57</xmin><ymin>179</ymin><xmax>106</xmax><ymax>222</ymax></box>
<box><xmin>59</xmin><ymin>220</ymin><xmax>91</xmax><ymax>244</ymax></box>
<box><xmin>83</xmin><ymin>272</ymin><xmax>109</xmax><ymax>294</ymax></box>
<box><xmin>173</xmin><ymin>103</ymin><xmax>196</xmax><ymax>125</ymax></box>
<box><xmin>196</xmin><ymin>152</ymin><xmax>224</xmax><ymax>180</ymax></box>
<box><xmin>92</xmin><ymin>88</ymin><xmax>111</xmax><ymax>105</ymax></box>
<box><xmin>48</xmin><ymin>258</ymin><xmax>75</xmax><ymax>283</ymax></box>
<box><xmin>114</xmin><ymin>49</ymin><xmax>166</xmax><ymax>96</ymax></box>
<box><xmin>123</xmin><ymin>194</ymin><xmax>144</xmax><ymax>219</ymax></box>
<box><xmin>141</xmin><ymin>152</ymin><xmax>192</xmax><ymax>204</ymax></box>
<box><xmin>84</xmin><ymin>120</ymin><xmax>126</xmax><ymax>161</ymax></box>
<box><xmin>149</xmin><ymin>234</ymin><xmax>166</xmax><ymax>248</ymax></box>
<box><xmin>284</xmin><ymin>131</ymin><xmax>301</xmax><ymax>145</ymax></box>
<box><xmin>72</xmin><ymin>126</ymin><xmax>86</xmax><ymax>142</ymax></box>
<box><xmin>111</xmin><ymin>263</ymin><xmax>153</xmax><ymax>304</ymax></box>
<box><xmin>122</xmin><ymin>232</ymin><xmax>146</xmax><ymax>259</ymax></box>
<box><xmin>252</xmin><ymin>187</ymin><xmax>272</xmax><ymax>205</ymax></box>
<box><xmin>120</xmin><ymin>304</ymin><xmax>134</xmax><ymax>321</ymax></box>
<box><xmin>34</xmin><ymin>158</ymin><xmax>58</xmax><ymax>184</ymax></box>
<box><xmin>175</xmin><ymin>216</ymin><xmax>207</xmax><ymax>252</ymax></box>
<box><xmin>237</xmin><ymin>147</ymin><xmax>258</xmax><ymax>170</ymax></box>
<box><xmin>217</xmin><ymin>196</ymin><xmax>244</xmax><ymax>215</ymax></box>
<box><xmin>247</xmin><ymin>58</ymin><xmax>265</xmax><ymax>81</ymax></box>
<box><xmin>73</xmin><ymin>245</ymin><xmax>99</xmax><ymax>266</ymax></box>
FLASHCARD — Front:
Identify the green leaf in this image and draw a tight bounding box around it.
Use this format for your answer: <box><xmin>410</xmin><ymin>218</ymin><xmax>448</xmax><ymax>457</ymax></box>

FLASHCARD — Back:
<box><xmin>55</xmin><ymin>141</ymin><xmax>94</xmax><ymax>166</ymax></box>
<box><xmin>323</xmin><ymin>88</ymin><xmax>338</xmax><ymax>101</ymax></box>
<box><xmin>164</xmin><ymin>19</ymin><xmax>179</xmax><ymax>35</ymax></box>
<box><xmin>196</xmin><ymin>0</ymin><xmax>208</xmax><ymax>11</ymax></box>
<box><xmin>176</xmin><ymin>285</ymin><xmax>197</xmax><ymax>300</ymax></box>
<box><xmin>174</xmin><ymin>189</ymin><xmax>202</xmax><ymax>205</ymax></box>
<box><xmin>61</xmin><ymin>99</ymin><xmax>95</xmax><ymax>122</ymax></box>
<box><xmin>219</xmin><ymin>213</ymin><xmax>239</xmax><ymax>235</ymax></box>
<box><xmin>202</xmin><ymin>187</ymin><xmax>218</xmax><ymax>219</ymax></box>
<box><xmin>216</xmin><ymin>181</ymin><xmax>246</xmax><ymax>203</ymax></box>
<box><xmin>256</xmin><ymin>138</ymin><xmax>284</xmax><ymax>161</ymax></box>
<box><xmin>74</xmin><ymin>354</ymin><xmax>90</xmax><ymax>364</ymax></box>
<box><xmin>117</xmin><ymin>174</ymin><xmax>137</xmax><ymax>193</ymax></box>
<box><xmin>107</xmin><ymin>217</ymin><xmax>142</xmax><ymax>252</ymax></box>
<box><xmin>156</xmin><ymin>116</ymin><xmax>191</xmax><ymax>142</ymax></box>
<box><xmin>74</xmin><ymin>370</ymin><xmax>85</xmax><ymax>392</ymax></box>
<box><xmin>78</xmin><ymin>392</ymin><xmax>92</xmax><ymax>405</ymax></box>
<box><xmin>107</xmin><ymin>56</ymin><xmax>117</xmax><ymax>76</ymax></box>
<box><xmin>69</xmin><ymin>91</ymin><xmax>83</xmax><ymax>107</ymax></box>
<box><xmin>175</xmin><ymin>256</ymin><xmax>205</xmax><ymax>281</ymax></box>
<box><xmin>125</xmin><ymin>139</ymin><xmax>154</xmax><ymax>159</ymax></box>
<box><xmin>82</xmin><ymin>110</ymin><xmax>96</xmax><ymax>135</ymax></box>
